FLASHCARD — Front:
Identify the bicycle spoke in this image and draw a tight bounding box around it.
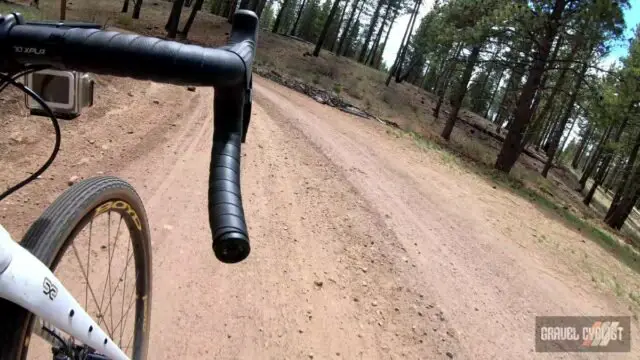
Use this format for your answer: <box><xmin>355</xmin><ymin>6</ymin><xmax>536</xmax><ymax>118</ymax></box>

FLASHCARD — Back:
<box><xmin>85</xmin><ymin>219</ymin><xmax>93</xmax><ymax>312</ymax></box>
<box><xmin>70</xmin><ymin>242</ymin><xmax>112</xmax><ymax>336</ymax></box>
<box><xmin>123</xmin><ymin>328</ymin><xmax>135</xmax><ymax>356</ymax></box>
<box><xmin>107</xmin><ymin>211</ymin><xmax>114</xmax><ymax>338</ymax></box>
<box><xmin>113</xmin><ymin>277</ymin><xmax>137</xmax><ymax>344</ymax></box>
<box><xmin>93</xmin><ymin>212</ymin><xmax>122</xmax><ymax>335</ymax></box>
<box><xmin>119</xmin><ymin>231</ymin><xmax>131</xmax><ymax>345</ymax></box>
<box><xmin>120</xmin><ymin>332</ymin><xmax>135</xmax><ymax>355</ymax></box>
<box><xmin>105</xmin><ymin>212</ymin><xmax>123</xmax><ymax>335</ymax></box>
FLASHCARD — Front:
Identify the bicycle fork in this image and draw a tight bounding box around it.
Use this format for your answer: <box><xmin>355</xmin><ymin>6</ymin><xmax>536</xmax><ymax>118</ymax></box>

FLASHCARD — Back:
<box><xmin>0</xmin><ymin>225</ymin><xmax>129</xmax><ymax>360</ymax></box>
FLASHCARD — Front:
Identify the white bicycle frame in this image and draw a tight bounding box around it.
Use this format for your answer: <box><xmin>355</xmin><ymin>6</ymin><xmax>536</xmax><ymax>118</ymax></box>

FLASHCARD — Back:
<box><xmin>0</xmin><ymin>225</ymin><xmax>129</xmax><ymax>360</ymax></box>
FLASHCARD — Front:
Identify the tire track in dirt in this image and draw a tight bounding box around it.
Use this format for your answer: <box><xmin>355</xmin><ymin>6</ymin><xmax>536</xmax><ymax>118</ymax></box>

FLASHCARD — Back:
<box><xmin>112</xmin><ymin>82</ymin><xmax>462</xmax><ymax>359</ymax></box>
<box><xmin>253</xmin><ymin>77</ymin><xmax>640</xmax><ymax>359</ymax></box>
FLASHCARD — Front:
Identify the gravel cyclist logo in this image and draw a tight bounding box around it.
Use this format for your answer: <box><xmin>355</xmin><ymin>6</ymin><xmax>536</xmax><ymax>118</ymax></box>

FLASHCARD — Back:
<box><xmin>536</xmin><ymin>316</ymin><xmax>630</xmax><ymax>352</ymax></box>
<box><xmin>581</xmin><ymin>321</ymin><xmax>624</xmax><ymax>347</ymax></box>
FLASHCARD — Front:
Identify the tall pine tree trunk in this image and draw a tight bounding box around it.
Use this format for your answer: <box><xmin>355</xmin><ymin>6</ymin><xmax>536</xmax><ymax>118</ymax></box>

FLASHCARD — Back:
<box><xmin>181</xmin><ymin>0</ymin><xmax>204</xmax><ymax>37</ymax></box>
<box><xmin>394</xmin><ymin>0</ymin><xmax>421</xmax><ymax>82</ymax></box>
<box><xmin>606</xmin><ymin>166</ymin><xmax>640</xmax><ymax>230</ymax></box>
<box><xmin>494</xmin><ymin>0</ymin><xmax>565</xmax><ymax>173</ymax></box>
<box><xmin>358</xmin><ymin>0</ymin><xmax>384</xmax><ymax>63</ymax></box>
<box><xmin>256</xmin><ymin>0</ymin><xmax>269</xmax><ymax>15</ymax></box>
<box><xmin>606</xmin><ymin>128</ymin><xmax>640</xmax><ymax>224</ymax></box>
<box><xmin>60</xmin><ymin>0</ymin><xmax>67</xmax><ymax>20</ymax></box>
<box><xmin>132</xmin><ymin>0</ymin><xmax>143</xmax><ymax>18</ymax></box>
<box><xmin>290</xmin><ymin>0</ymin><xmax>307</xmax><ymax>36</ymax></box>
<box><xmin>558</xmin><ymin>115</ymin><xmax>577</xmax><ymax>155</ymax></box>
<box><xmin>329</xmin><ymin>0</ymin><xmax>349</xmax><ymax>51</ymax></box>
<box><xmin>484</xmin><ymin>69</ymin><xmax>505</xmax><ymax>119</ymax></box>
<box><xmin>166</xmin><ymin>0</ymin><xmax>185</xmax><ymax>38</ymax></box>
<box><xmin>441</xmin><ymin>45</ymin><xmax>481</xmax><ymax>140</ymax></box>
<box><xmin>313</xmin><ymin>0</ymin><xmax>342</xmax><ymax>56</ymax></box>
<box><xmin>604</xmin><ymin>157</ymin><xmax>623</xmax><ymax>192</ymax></box>
<box><xmin>526</xmin><ymin>36</ymin><xmax>563</xmax><ymax>119</ymax></box>
<box><xmin>272</xmin><ymin>0</ymin><xmax>291</xmax><ymax>33</ymax></box>
<box><xmin>374</xmin><ymin>10</ymin><xmax>396</xmax><ymax>68</ymax></box>
<box><xmin>337</xmin><ymin>0</ymin><xmax>361</xmax><ymax>55</ymax></box>
<box><xmin>227</xmin><ymin>0</ymin><xmax>238</xmax><ymax>21</ymax></box>
<box><xmin>572</xmin><ymin>124</ymin><xmax>593</xmax><ymax>168</ymax></box>
<box><xmin>494</xmin><ymin>49</ymin><xmax>527</xmax><ymax>131</ymax></box>
<box><xmin>366</xmin><ymin>3</ymin><xmax>391</xmax><ymax>65</ymax></box>
<box><xmin>433</xmin><ymin>44</ymin><xmax>462</xmax><ymax>119</ymax></box>
<box><xmin>583</xmin><ymin>113</ymin><xmax>630</xmax><ymax>205</ymax></box>
<box><xmin>530</xmin><ymin>36</ymin><xmax>569</xmax><ymax>124</ymax></box>
<box><xmin>578</xmin><ymin>125</ymin><xmax>614</xmax><ymax>191</ymax></box>
<box><xmin>541</xmin><ymin>59</ymin><xmax>589</xmax><ymax>177</ymax></box>
<box><xmin>122</xmin><ymin>0</ymin><xmax>130</xmax><ymax>12</ymax></box>
<box><xmin>386</xmin><ymin>0</ymin><xmax>419</xmax><ymax>86</ymax></box>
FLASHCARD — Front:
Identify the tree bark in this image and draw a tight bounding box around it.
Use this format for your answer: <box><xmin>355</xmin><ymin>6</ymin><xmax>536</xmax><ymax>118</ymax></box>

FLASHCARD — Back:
<box><xmin>313</xmin><ymin>0</ymin><xmax>342</xmax><ymax>56</ymax></box>
<box><xmin>606</xmin><ymin>125</ymin><xmax>640</xmax><ymax>222</ymax></box>
<box><xmin>358</xmin><ymin>0</ymin><xmax>384</xmax><ymax>63</ymax></box>
<box><xmin>290</xmin><ymin>0</ymin><xmax>307</xmax><ymax>36</ymax></box>
<box><xmin>122</xmin><ymin>0</ymin><xmax>130</xmax><ymax>12</ymax></box>
<box><xmin>329</xmin><ymin>0</ymin><xmax>349</xmax><ymax>51</ymax></box>
<box><xmin>394</xmin><ymin>0</ymin><xmax>421</xmax><ymax>83</ymax></box>
<box><xmin>537</xmin><ymin>110</ymin><xmax>559</xmax><ymax>150</ymax></box>
<box><xmin>256</xmin><ymin>0</ymin><xmax>268</xmax><ymax>16</ymax></box>
<box><xmin>604</xmin><ymin>156</ymin><xmax>623</xmax><ymax>192</ymax></box>
<box><xmin>578</xmin><ymin>125</ymin><xmax>613</xmax><ymax>191</ymax></box>
<box><xmin>494</xmin><ymin>0</ymin><xmax>565</xmax><ymax>173</ymax></box>
<box><xmin>533</xmin><ymin>37</ymin><xmax>577</xmax><ymax>129</ymax></box>
<box><xmin>374</xmin><ymin>10</ymin><xmax>396</xmax><ymax>68</ymax></box>
<box><xmin>483</xmin><ymin>69</ymin><xmax>505</xmax><ymax>119</ymax></box>
<box><xmin>272</xmin><ymin>0</ymin><xmax>291</xmax><ymax>33</ymax></box>
<box><xmin>433</xmin><ymin>44</ymin><xmax>462</xmax><ymax>119</ymax></box>
<box><xmin>166</xmin><ymin>0</ymin><xmax>185</xmax><ymax>38</ymax></box>
<box><xmin>60</xmin><ymin>0</ymin><xmax>67</xmax><ymax>20</ymax></box>
<box><xmin>441</xmin><ymin>45</ymin><xmax>481</xmax><ymax>140</ymax></box>
<box><xmin>227</xmin><ymin>0</ymin><xmax>238</xmax><ymax>22</ymax></box>
<box><xmin>385</xmin><ymin>0</ymin><xmax>419</xmax><ymax>86</ymax></box>
<box><xmin>471</xmin><ymin>46</ymin><xmax>501</xmax><ymax>115</ymax></box>
<box><xmin>336</xmin><ymin>0</ymin><xmax>361</xmax><ymax>55</ymax></box>
<box><xmin>523</xmin><ymin>94</ymin><xmax>555</xmax><ymax>150</ymax></box>
<box><xmin>132</xmin><ymin>0</ymin><xmax>143</xmax><ymax>18</ymax></box>
<box><xmin>572</xmin><ymin>124</ymin><xmax>593</xmax><ymax>169</ymax></box>
<box><xmin>584</xmin><ymin>110</ymin><xmax>631</xmax><ymax>205</ymax></box>
<box><xmin>367</xmin><ymin>3</ymin><xmax>391</xmax><ymax>65</ymax></box>
<box><xmin>558</xmin><ymin>114</ymin><xmax>577</xmax><ymax>156</ymax></box>
<box><xmin>541</xmin><ymin>59</ymin><xmax>589</xmax><ymax>178</ymax></box>
<box><xmin>526</xmin><ymin>36</ymin><xmax>562</xmax><ymax>118</ymax></box>
<box><xmin>494</xmin><ymin>51</ymin><xmax>527</xmax><ymax>130</ymax></box>
<box><xmin>181</xmin><ymin>0</ymin><xmax>204</xmax><ymax>36</ymax></box>
<box><xmin>606</xmin><ymin>169</ymin><xmax>640</xmax><ymax>230</ymax></box>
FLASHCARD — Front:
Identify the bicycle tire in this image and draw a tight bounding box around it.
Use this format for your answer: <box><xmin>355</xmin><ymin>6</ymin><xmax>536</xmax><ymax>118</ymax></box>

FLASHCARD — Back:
<box><xmin>0</xmin><ymin>176</ymin><xmax>152</xmax><ymax>360</ymax></box>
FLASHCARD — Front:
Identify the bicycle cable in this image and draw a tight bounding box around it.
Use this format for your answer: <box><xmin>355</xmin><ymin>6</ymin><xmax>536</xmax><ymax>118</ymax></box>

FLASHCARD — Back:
<box><xmin>0</xmin><ymin>69</ymin><xmax>61</xmax><ymax>202</ymax></box>
<box><xmin>0</xmin><ymin>65</ymin><xmax>48</xmax><ymax>93</ymax></box>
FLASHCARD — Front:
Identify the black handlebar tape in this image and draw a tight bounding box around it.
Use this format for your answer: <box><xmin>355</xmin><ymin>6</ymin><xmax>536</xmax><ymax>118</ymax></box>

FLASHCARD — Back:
<box><xmin>207</xmin><ymin>11</ymin><xmax>256</xmax><ymax>263</ymax></box>
<box><xmin>209</xmin><ymin>85</ymin><xmax>250</xmax><ymax>264</ymax></box>
<box><xmin>4</xmin><ymin>17</ymin><xmax>256</xmax><ymax>87</ymax></box>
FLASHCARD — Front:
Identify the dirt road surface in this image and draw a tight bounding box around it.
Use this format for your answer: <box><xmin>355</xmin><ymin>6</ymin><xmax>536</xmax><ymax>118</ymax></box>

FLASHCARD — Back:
<box><xmin>1</xmin><ymin>76</ymin><xmax>638</xmax><ymax>359</ymax></box>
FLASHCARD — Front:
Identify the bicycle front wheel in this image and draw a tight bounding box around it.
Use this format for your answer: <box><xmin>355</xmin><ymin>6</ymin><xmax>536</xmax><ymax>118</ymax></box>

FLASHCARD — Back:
<box><xmin>0</xmin><ymin>176</ymin><xmax>152</xmax><ymax>360</ymax></box>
